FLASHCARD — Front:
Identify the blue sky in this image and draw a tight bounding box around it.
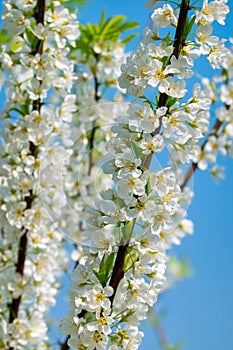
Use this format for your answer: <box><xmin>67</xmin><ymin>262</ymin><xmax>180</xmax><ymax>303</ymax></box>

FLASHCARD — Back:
<box><xmin>1</xmin><ymin>0</ymin><xmax>233</xmax><ymax>349</ymax></box>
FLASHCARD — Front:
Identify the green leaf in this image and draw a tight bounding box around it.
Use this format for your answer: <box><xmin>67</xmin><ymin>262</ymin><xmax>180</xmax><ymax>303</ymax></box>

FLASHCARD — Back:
<box><xmin>121</xmin><ymin>33</ymin><xmax>138</xmax><ymax>44</ymax></box>
<box><xmin>99</xmin><ymin>8</ymin><xmax>106</xmax><ymax>27</ymax></box>
<box><xmin>60</xmin><ymin>0</ymin><xmax>90</xmax><ymax>8</ymax></box>
<box><xmin>86</xmin><ymin>23</ymin><xmax>99</xmax><ymax>37</ymax></box>
<box><xmin>162</xmin><ymin>31</ymin><xmax>171</xmax><ymax>45</ymax></box>
<box><xmin>75</xmin><ymin>0</ymin><xmax>89</xmax><ymax>4</ymax></box>
<box><xmin>0</xmin><ymin>29</ymin><xmax>11</xmax><ymax>44</ymax></box>
<box><xmin>25</xmin><ymin>29</ymin><xmax>38</xmax><ymax>50</ymax></box>
<box><xmin>123</xmin><ymin>246</ymin><xmax>139</xmax><ymax>272</ymax></box>
<box><xmin>122</xmin><ymin>221</ymin><xmax>134</xmax><ymax>243</ymax></box>
<box><xmin>73</xmin><ymin>13</ymin><xmax>139</xmax><ymax>58</ymax></box>
<box><xmin>222</xmin><ymin>67</ymin><xmax>229</xmax><ymax>84</ymax></box>
<box><xmin>166</xmin><ymin>96</ymin><xmax>180</xmax><ymax>108</ymax></box>
<box><xmin>118</xmin><ymin>21</ymin><xmax>139</xmax><ymax>32</ymax></box>
<box><xmin>100</xmin><ymin>15</ymin><xmax>126</xmax><ymax>36</ymax></box>
<box><xmin>93</xmin><ymin>252</ymin><xmax>115</xmax><ymax>286</ymax></box>
<box><xmin>145</xmin><ymin>176</ymin><xmax>152</xmax><ymax>195</ymax></box>
<box><xmin>184</xmin><ymin>15</ymin><xmax>196</xmax><ymax>39</ymax></box>
<box><xmin>131</xmin><ymin>140</ymin><xmax>144</xmax><ymax>160</ymax></box>
<box><xmin>105</xmin><ymin>252</ymin><xmax>115</xmax><ymax>281</ymax></box>
<box><xmin>104</xmin><ymin>29</ymin><xmax>121</xmax><ymax>41</ymax></box>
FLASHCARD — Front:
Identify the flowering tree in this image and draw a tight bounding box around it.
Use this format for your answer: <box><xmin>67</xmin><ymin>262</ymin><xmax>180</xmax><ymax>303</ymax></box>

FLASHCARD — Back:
<box><xmin>0</xmin><ymin>0</ymin><xmax>232</xmax><ymax>349</ymax></box>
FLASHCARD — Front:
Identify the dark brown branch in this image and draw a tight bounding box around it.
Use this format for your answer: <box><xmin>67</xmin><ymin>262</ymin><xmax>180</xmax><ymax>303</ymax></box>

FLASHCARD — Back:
<box><xmin>154</xmin><ymin>0</ymin><xmax>190</xmax><ymax>130</ymax></box>
<box><xmin>88</xmin><ymin>120</ymin><xmax>97</xmax><ymax>175</ymax></box>
<box><xmin>88</xmin><ymin>70</ymin><xmax>100</xmax><ymax>175</ymax></box>
<box><xmin>161</xmin><ymin>0</ymin><xmax>190</xmax><ymax>109</ymax></box>
<box><xmin>8</xmin><ymin>181</ymin><xmax>36</xmax><ymax>324</ymax></box>
<box><xmin>35</xmin><ymin>0</ymin><xmax>45</xmax><ymax>24</ymax></box>
<box><xmin>35</xmin><ymin>0</ymin><xmax>45</xmax><ymax>54</ymax></box>
<box><xmin>109</xmin><ymin>242</ymin><xmax>129</xmax><ymax>305</ymax></box>
<box><xmin>8</xmin><ymin>233</ymin><xmax>27</xmax><ymax>323</ymax></box>
<box><xmin>8</xmin><ymin>0</ymin><xmax>45</xmax><ymax>328</ymax></box>
<box><xmin>60</xmin><ymin>336</ymin><xmax>70</xmax><ymax>350</ymax></box>
<box><xmin>173</xmin><ymin>0</ymin><xmax>190</xmax><ymax>59</ymax></box>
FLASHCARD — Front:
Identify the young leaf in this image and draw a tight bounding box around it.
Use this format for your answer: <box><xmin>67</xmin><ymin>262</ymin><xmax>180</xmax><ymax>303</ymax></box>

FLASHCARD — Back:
<box><xmin>99</xmin><ymin>8</ymin><xmax>106</xmax><ymax>27</ymax></box>
<box><xmin>100</xmin><ymin>15</ymin><xmax>126</xmax><ymax>36</ymax></box>
<box><xmin>0</xmin><ymin>29</ymin><xmax>12</xmax><ymax>45</ymax></box>
<box><xmin>122</xmin><ymin>221</ymin><xmax>135</xmax><ymax>243</ymax></box>
<box><xmin>93</xmin><ymin>252</ymin><xmax>115</xmax><ymax>286</ymax></box>
<box><xmin>118</xmin><ymin>21</ymin><xmax>139</xmax><ymax>32</ymax></box>
<box><xmin>121</xmin><ymin>33</ymin><xmax>138</xmax><ymax>44</ymax></box>
<box><xmin>184</xmin><ymin>15</ymin><xmax>196</xmax><ymax>39</ymax></box>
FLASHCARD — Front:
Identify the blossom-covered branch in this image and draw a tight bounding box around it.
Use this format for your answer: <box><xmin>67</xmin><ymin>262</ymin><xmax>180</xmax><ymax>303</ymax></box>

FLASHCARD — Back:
<box><xmin>8</xmin><ymin>0</ymin><xmax>45</xmax><ymax>327</ymax></box>
<box><xmin>0</xmin><ymin>0</ymin><xmax>79</xmax><ymax>347</ymax></box>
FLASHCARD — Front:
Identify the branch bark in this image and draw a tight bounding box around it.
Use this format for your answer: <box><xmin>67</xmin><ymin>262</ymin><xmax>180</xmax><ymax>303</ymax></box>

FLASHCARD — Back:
<box><xmin>88</xmin><ymin>71</ymin><xmax>100</xmax><ymax>175</ymax></box>
<box><xmin>8</xmin><ymin>0</ymin><xmax>45</xmax><ymax>328</ymax></box>
<box><xmin>107</xmin><ymin>0</ymin><xmax>191</xmax><ymax>307</ymax></box>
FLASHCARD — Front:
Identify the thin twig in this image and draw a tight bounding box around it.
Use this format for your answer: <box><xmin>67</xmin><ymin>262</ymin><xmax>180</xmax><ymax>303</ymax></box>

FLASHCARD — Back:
<box><xmin>181</xmin><ymin>118</ymin><xmax>222</xmax><ymax>190</ymax></box>
<box><xmin>149</xmin><ymin>308</ymin><xmax>171</xmax><ymax>350</ymax></box>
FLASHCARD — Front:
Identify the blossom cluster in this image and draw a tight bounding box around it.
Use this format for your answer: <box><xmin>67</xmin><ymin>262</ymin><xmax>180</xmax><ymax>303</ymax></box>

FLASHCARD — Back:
<box><xmin>0</xmin><ymin>0</ymin><xmax>79</xmax><ymax>348</ymax></box>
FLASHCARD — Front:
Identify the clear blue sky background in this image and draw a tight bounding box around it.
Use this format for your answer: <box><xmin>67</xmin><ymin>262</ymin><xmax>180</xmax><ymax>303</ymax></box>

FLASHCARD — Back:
<box><xmin>1</xmin><ymin>1</ymin><xmax>233</xmax><ymax>349</ymax></box>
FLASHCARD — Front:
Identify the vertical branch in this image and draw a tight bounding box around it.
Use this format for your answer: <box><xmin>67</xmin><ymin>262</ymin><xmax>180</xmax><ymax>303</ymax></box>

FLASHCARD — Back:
<box><xmin>8</xmin><ymin>234</ymin><xmax>27</xmax><ymax>323</ymax></box>
<box><xmin>8</xmin><ymin>189</ymin><xmax>35</xmax><ymax>323</ymax></box>
<box><xmin>8</xmin><ymin>0</ymin><xmax>45</xmax><ymax>325</ymax></box>
<box><xmin>88</xmin><ymin>69</ymin><xmax>100</xmax><ymax>176</ymax></box>
<box><xmin>109</xmin><ymin>242</ymin><xmax>129</xmax><ymax>304</ymax></box>
<box><xmin>173</xmin><ymin>0</ymin><xmax>190</xmax><ymax>59</ymax></box>
<box><xmin>157</xmin><ymin>0</ymin><xmax>190</xmax><ymax>118</ymax></box>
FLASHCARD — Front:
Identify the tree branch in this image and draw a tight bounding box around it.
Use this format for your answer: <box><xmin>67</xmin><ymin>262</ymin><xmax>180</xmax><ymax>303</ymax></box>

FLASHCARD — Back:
<box><xmin>109</xmin><ymin>242</ymin><xmax>129</xmax><ymax>304</ymax></box>
<box><xmin>181</xmin><ymin>118</ymin><xmax>222</xmax><ymax>190</ymax></box>
<box><xmin>8</xmin><ymin>0</ymin><xmax>45</xmax><ymax>328</ymax></box>
<box><xmin>155</xmin><ymin>0</ymin><xmax>190</xmax><ymax>130</ymax></box>
<box><xmin>88</xmin><ymin>72</ymin><xmax>100</xmax><ymax>175</ymax></box>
